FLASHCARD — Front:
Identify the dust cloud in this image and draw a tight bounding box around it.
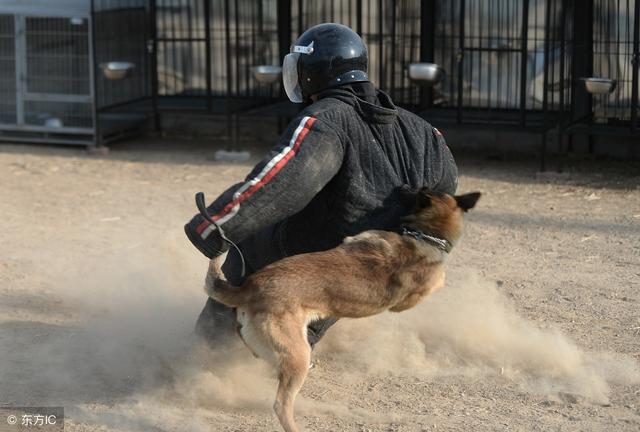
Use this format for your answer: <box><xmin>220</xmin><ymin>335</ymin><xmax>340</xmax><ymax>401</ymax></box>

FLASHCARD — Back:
<box><xmin>1</xmin><ymin>235</ymin><xmax>638</xmax><ymax>430</ymax></box>
<box><xmin>320</xmin><ymin>270</ymin><xmax>640</xmax><ymax>404</ymax></box>
<box><xmin>0</xmin><ymin>235</ymin><xmax>275</xmax><ymax>430</ymax></box>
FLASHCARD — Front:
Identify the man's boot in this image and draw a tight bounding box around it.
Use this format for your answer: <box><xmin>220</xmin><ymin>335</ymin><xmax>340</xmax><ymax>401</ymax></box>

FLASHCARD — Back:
<box><xmin>307</xmin><ymin>317</ymin><xmax>338</xmax><ymax>349</ymax></box>
<box><xmin>194</xmin><ymin>298</ymin><xmax>237</xmax><ymax>346</ymax></box>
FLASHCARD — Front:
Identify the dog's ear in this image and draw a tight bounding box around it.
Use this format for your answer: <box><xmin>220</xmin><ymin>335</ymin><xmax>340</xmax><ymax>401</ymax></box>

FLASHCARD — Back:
<box><xmin>455</xmin><ymin>192</ymin><xmax>481</xmax><ymax>212</ymax></box>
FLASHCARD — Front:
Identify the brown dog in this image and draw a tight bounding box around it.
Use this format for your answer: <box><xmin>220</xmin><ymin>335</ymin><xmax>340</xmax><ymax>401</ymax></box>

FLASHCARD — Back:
<box><xmin>204</xmin><ymin>188</ymin><xmax>480</xmax><ymax>432</ymax></box>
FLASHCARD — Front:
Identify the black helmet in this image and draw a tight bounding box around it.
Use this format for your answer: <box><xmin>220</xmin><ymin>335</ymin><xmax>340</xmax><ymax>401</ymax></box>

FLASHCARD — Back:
<box><xmin>282</xmin><ymin>23</ymin><xmax>368</xmax><ymax>103</ymax></box>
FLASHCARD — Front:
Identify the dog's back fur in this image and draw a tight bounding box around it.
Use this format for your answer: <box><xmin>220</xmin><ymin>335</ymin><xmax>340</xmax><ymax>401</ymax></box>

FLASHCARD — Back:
<box><xmin>205</xmin><ymin>189</ymin><xmax>480</xmax><ymax>432</ymax></box>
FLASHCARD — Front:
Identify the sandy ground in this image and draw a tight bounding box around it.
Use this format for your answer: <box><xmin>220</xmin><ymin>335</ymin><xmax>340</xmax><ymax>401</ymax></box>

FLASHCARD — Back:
<box><xmin>1</xmin><ymin>138</ymin><xmax>639</xmax><ymax>432</ymax></box>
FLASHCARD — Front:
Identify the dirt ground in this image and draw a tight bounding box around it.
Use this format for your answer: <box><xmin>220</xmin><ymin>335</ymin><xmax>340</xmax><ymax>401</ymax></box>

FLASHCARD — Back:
<box><xmin>1</xmin><ymin>138</ymin><xmax>639</xmax><ymax>432</ymax></box>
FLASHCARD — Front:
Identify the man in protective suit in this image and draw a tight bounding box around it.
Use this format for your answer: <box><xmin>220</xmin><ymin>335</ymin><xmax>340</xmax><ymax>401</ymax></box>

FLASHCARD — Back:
<box><xmin>185</xmin><ymin>23</ymin><xmax>458</xmax><ymax>347</ymax></box>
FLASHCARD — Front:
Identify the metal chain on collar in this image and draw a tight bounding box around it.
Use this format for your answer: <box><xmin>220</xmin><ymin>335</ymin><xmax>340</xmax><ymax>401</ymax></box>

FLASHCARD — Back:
<box><xmin>400</xmin><ymin>227</ymin><xmax>452</xmax><ymax>253</ymax></box>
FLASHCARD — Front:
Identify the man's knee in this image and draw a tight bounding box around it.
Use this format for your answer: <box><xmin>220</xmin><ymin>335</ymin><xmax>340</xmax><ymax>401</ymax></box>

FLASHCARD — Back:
<box><xmin>195</xmin><ymin>298</ymin><xmax>236</xmax><ymax>341</ymax></box>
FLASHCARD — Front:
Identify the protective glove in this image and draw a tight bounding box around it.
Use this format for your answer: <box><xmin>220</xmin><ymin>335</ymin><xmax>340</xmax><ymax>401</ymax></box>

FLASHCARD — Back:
<box><xmin>184</xmin><ymin>219</ymin><xmax>229</xmax><ymax>259</ymax></box>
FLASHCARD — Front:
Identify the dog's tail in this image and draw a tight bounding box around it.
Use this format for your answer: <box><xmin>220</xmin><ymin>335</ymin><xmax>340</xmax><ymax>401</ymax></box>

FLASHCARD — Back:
<box><xmin>204</xmin><ymin>256</ymin><xmax>250</xmax><ymax>307</ymax></box>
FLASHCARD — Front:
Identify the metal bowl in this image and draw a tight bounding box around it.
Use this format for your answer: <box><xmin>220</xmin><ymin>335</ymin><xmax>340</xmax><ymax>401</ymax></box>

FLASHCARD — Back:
<box><xmin>100</xmin><ymin>62</ymin><xmax>135</xmax><ymax>80</ymax></box>
<box><xmin>408</xmin><ymin>63</ymin><xmax>443</xmax><ymax>84</ymax></box>
<box><xmin>581</xmin><ymin>77</ymin><xmax>617</xmax><ymax>94</ymax></box>
<box><xmin>45</xmin><ymin>117</ymin><xmax>63</xmax><ymax>128</ymax></box>
<box><xmin>251</xmin><ymin>65</ymin><xmax>282</xmax><ymax>84</ymax></box>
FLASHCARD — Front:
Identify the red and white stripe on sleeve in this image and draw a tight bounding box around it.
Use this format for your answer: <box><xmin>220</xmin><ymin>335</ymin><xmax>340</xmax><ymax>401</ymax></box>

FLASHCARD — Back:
<box><xmin>196</xmin><ymin>115</ymin><xmax>317</xmax><ymax>240</ymax></box>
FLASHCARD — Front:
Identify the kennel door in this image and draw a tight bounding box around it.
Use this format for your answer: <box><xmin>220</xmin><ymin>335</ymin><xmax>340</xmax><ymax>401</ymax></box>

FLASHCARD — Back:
<box><xmin>20</xmin><ymin>15</ymin><xmax>93</xmax><ymax>132</ymax></box>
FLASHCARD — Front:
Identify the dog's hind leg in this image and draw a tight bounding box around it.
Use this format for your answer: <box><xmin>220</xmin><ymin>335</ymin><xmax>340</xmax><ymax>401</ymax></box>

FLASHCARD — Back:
<box><xmin>270</xmin><ymin>316</ymin><xmax>311</xmax><ymax>432</ymax></box>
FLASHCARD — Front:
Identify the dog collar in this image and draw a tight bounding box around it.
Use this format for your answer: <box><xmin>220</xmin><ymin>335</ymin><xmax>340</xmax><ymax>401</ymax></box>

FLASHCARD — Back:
<box><xmin>400</xmin><ymin>227</ymin><xmax>452</xmax><ymax>253</ymax></box>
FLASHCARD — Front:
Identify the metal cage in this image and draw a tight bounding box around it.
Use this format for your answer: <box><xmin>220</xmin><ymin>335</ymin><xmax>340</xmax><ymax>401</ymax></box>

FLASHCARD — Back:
<box><xmin>0</xmin><ymin>0</ymin><xmax>154</xmax><ymax>146</ymax></box>
<box><xmin>154</xmin><ymin>0</ymin><xmax>281</xmax><ymax>112</ymax></box>
<box><xmin>559</xmin><ymin>0</ymin><xmax>639</xmax><ymax>142</ymax></box>
<box><xmin>3</xmin><ymin>0</ymin><xmax>636</xmax><ymax>155</ymax></box>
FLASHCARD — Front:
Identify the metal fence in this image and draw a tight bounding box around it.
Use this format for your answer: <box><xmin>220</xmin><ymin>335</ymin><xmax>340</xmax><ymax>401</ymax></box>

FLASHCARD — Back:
<box><xmin>155</xmin><ymin>0</ymin><xmax>280</xmax><ymax>112</ymax></box>
<box><xmin>0</xmin><ymin>0</ymin><xmax>637</xmax><ymax>150</ymax></box>
<box><xmin>0</xmin><ymin>0</ymin><xmax>154</xmax><ymax>146</ymax></box>
<box><xmin>542</xmin><ymin>0</ymin><xmax>639</xmax><ymax>164</ymax></box>
<box><xmin>435</xmin><ymin>0</ymin><xmax>536</xmax><ymax>111</ymax></box>
<box><xmin>0</xmin><ymin>14</ymin><xmax>17</xmax><ymax>125</ymax></box>
<box><xmin>94</xmin><ymin>0</ymin><xmax>153</xmax><ymax>109</ymax></box>
<box><xmin>592</xmin><ymin>0</ymin><xmax>638</xmax><ymax>124</ymax></box>
<box><xmin>152</xmin><ymin>0</ymin><xmax>584</xmax><ymax>126</ymax></box>
<box><xmin>24</xmin><ymin>16</ymin><xmax>93</xmax><ymax>129</ymax></box>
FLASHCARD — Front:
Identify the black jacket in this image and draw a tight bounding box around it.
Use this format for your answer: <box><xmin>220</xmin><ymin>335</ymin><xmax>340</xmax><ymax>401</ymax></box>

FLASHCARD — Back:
<box><xmin>185</xmin><ymin>86</ymin><xmax>458</xmax><ymax>274</ymax></box>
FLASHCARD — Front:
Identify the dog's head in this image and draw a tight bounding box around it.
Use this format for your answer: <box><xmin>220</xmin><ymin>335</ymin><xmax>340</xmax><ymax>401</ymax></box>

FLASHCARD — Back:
<box><xmin>400</xmin><ymin>187</ymin><xmax>481</xmax><ymax>245</ymax></box>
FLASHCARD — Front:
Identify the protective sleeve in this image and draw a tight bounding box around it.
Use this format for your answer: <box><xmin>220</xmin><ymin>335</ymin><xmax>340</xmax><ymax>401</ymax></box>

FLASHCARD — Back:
<box><xmin>184</xmin><ymin>115</ymin><xmax>344</xmax><ymax>259</ymax></box>
<box><xmin>429</xmin><ymin>127</ymin><xmax>458</xmax><ymax>195</ymax></box>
